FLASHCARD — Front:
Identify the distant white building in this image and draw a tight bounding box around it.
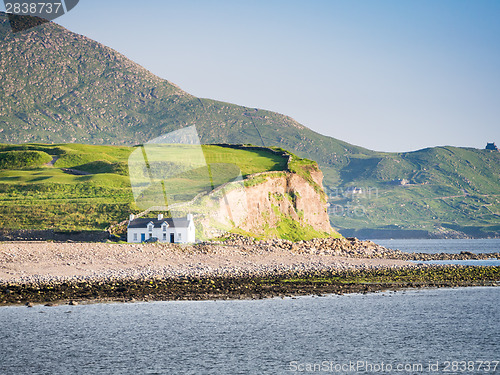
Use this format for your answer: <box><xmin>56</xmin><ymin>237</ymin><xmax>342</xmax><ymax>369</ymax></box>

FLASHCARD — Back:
<box><xmin>127</xmin><ymin>213</ymin><xmax>195</xmax><ymax>243</ymax></box>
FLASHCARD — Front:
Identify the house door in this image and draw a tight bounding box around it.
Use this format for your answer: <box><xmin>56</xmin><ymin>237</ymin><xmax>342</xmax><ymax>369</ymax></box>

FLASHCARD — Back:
<box><xmin>141</xmin><ymin>233</ymin><xmax>146</xmax><ymax>242</ymax></box>
<box><xmin>170</xmin><ymin>233</ymin><xmax>175</xmax><ymax>243</ymax></box>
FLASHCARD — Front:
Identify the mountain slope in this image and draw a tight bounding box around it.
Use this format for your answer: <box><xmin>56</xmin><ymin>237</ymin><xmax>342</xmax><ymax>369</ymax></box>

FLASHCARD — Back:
<box><xmin>332</xmin><ymin>147</ymin><xmax>500</xmax><ymax>238</ymax></box>
<box><xmin>1</xmin><ymin>13</ymin><xmax>499</xmax><ymax>238</ymax></box>
<box><xmin>0</xmin><ymin>12</ymin><xmax>373</xmax><ymax>185</ymax></box>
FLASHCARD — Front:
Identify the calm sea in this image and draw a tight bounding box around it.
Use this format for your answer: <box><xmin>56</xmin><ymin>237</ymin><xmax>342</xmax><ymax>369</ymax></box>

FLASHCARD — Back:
<box><xmin>0</xmin><ymin>287</ymin><xmax>499</xmax><ymax>374</ymax></box>
<box><xmin>375</xmin><ymin>238</ymin><xmax>500</xmax><ymax>254</ymax></box>
<box><xmin>375</xmin><ymin>238</ymin><xmax>500</xmax><ymax>266</ymax></box>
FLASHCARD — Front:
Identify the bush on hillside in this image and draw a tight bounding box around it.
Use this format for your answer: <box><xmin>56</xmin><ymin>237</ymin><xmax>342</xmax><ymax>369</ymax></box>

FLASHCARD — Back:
<box><xmin>0</xmin><ymin>150</ymin><xmax>52</xmax><ymax>170</ymax></box>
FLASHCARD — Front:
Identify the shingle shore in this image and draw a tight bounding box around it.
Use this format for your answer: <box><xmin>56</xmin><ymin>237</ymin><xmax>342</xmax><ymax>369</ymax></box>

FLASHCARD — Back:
<box><xmin>1</xmin><ymin>237</ymin><xmax>499</xmax><ymax>305</ymax></box>
<box><xmin>1</xmin><ymin>235</ymin><xmax>497</xmax><ymax>286</ymax></box>
<box><xmin>0</xmin><ymin>237</ymin><xmax>411</xmax><ymax>285</ymax></box>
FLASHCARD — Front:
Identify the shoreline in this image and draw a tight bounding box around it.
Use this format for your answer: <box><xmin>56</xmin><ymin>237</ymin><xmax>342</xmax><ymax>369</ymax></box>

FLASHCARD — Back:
<box><xmin>0</xmin><ymin>239</ymin><xmax>414</xmax><ymax>285</ymax></box>
<box><xmin>1</xmin><ymin>265</ymin><xmax>499</xmax><ymax>306</ymax></box>
<box><xmin>1</xmin><ymin>238</ymin><xmax>499</xmax><ymax>306</ymax></box>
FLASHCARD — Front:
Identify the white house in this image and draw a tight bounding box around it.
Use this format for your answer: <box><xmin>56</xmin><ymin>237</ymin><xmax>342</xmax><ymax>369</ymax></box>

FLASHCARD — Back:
<box><xmin>127</xmin><ymin>213</ymin><xmax>195</xmax><ymax>243</ymax></box>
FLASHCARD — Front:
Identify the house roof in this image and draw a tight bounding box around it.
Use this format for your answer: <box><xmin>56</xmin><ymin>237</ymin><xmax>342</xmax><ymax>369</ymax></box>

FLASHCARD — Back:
<box><xmin>128</xmin><ymin>217</ymin><xmax>190</xmax><ymax>229</ymax></box>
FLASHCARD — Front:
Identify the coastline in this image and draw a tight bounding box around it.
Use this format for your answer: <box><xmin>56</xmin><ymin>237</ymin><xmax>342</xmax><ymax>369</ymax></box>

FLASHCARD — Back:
<box><xmin>1</xmin><ymin>239</ymin><xmax>499</xmax><ymax>306</ymax></box>
<box><xmin>1</xmin><ymin>266</ymin><xmax>499</xmax><ymax>306</ymax></box>
<box><xmin>0</xmin><ymin>239</ymin><xmax>413</xmax><ymax>285</ymax></box>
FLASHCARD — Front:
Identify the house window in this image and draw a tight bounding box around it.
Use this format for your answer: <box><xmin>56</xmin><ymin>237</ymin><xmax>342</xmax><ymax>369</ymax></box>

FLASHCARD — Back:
<box><xmin>178</xmin><ymin>233</ymin><xmax>182</xmax><ymax>240</ymax></box>
<box><xmin>148</xmin><ymin>225</ymin><xmax>153</xmax><ymax>232</ymax></box>
<box><xmin>163</xmin><ymin>225</ymin><xmax>167</xmax><ymax>232</ymax></box>
<box><xmin>133</xmin><ymin>233</ymin><xmax>137</xmax><ymax>241</ymax></box>
<box><xmin>163</xmin><ymin>233</ymin><xmax>167</xmax><ymax>241</ymax></box>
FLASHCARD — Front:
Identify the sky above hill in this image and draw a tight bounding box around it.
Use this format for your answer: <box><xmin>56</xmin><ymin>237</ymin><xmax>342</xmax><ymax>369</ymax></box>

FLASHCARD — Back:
<box><xmin>3</xmin><ymin>0</ymin><xmax>499</xmax><ymax>152</ymax></box>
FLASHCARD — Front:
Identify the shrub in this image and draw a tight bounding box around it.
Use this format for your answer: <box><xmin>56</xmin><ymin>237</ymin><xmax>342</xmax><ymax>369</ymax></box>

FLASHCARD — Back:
<box><xmin>0</xmin><ymin>150</ymin><xmax>52</xmax><ymax>170</ymax></box>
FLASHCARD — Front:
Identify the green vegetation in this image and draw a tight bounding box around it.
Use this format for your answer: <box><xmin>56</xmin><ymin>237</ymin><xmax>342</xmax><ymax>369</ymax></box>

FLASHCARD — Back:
<box><xmin>271</xmin><ymin>204</ymin><xmax>334</xmax><ymax>241</ymax></box>
<box><xmin>274</xmin><ymin>215</ymin><xmax>333</xmax><ymax>241</ymax></box>
<box><xmin>203</xmin><ymin>145</ymin><xmax>287</xmax><ymax>176</ymax></box>
<box><xmin>0</xmin><ymin>144</ymin><xmax>135</xmax><ymax>230</ymax></box>
<box><xmin>0</xmin><ymin>143</ymin><xmax>320</xmax><ymax>235</ymax></box>
<box><xmin>1</xmin><ymin>13</ymin><xmax>498</xmax><ymax>237</ymax></box>
<box><xmin>229</xmin><ymin>216</ymin><xmax>335</xmax><ymax>242</ymax></box>
<box><xmin>329</xmin><ymin>147</ymin><xmax>500</xmax><ymax>237</ymax></box>
<box><xmin>239</xmin><ymin>204</ymin><xmax>336</xmax><ymax>241</ymax></box>
<box><xmin>0</xmin><ymin>150</ymin><xmax>52</xmax><ymax>169</ymax></box>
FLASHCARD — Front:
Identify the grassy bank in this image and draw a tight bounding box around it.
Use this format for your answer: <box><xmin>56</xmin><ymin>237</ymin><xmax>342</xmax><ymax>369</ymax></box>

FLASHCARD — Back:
<box><xmin>1</xmin><ymin>266</ymin><xmax>498</xmax><ymax>305</ymax></box>
<box><xmin>0</xmin><ymin>143</ymin><xmax>317</xmax><ymax>235</ymax></box>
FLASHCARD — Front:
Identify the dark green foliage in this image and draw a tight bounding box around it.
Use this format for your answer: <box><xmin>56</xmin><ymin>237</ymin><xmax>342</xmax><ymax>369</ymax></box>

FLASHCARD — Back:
<box><xmin>0</xmin><ymin>150</ymin><xmax>52</xmax><ymax>169</ymax></box>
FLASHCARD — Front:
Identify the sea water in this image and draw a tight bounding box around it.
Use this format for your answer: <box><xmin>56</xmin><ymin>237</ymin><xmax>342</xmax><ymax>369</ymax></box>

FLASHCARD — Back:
<box><xmin>0</xmin><ymin>287</ymin><xmax>499</xmax><ymax>374</ymax></box>
<box><xmin>376</xmin><ymin>238</ymin><xmax>500</xmax><ymax>266</ymax></box>
<box><xmin>375</xmin><ymin>238</ymin><xmax>500</xmax><ymax>254</ymax></box>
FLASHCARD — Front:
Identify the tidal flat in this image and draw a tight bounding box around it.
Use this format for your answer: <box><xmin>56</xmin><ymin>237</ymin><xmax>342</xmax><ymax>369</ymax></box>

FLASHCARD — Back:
<box><xmin>1</xmin><ymin>265</ymin><xmax>499</xmax><ymax>306</ymax></box>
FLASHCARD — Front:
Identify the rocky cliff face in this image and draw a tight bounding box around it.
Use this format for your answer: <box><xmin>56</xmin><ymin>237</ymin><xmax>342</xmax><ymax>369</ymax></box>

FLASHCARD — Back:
<box><xmin>196</xmin><ymin>167</ymin><xmax>336</xmax><ymax>240</ymax></box>
<box><xmin>242</xmin><ymin>171</ymin><xmax>332</xmax><ymax>234</ymax></box>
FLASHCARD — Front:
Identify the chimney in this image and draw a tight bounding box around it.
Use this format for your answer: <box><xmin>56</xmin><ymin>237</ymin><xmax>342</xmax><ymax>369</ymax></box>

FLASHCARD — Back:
<box><xmin>187</xmin><ymin>213</ymin><xmax>193</xmax><ymax>221</ymax></box>
<box><xmin>129</xmin><ymin>214</ymin><xmax>135</xmax><ymax>221</ymax></box>
<box><xmin>158</xmin><ymin>213</ymin><xmax>164</xmax><ymax>220</ymax></box>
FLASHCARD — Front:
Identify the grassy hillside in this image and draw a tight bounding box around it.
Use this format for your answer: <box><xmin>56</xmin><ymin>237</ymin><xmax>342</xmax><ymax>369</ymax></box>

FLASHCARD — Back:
<box><xmin>0</xmin><ymin>150</ymin><xmax>52</xmax><ymax>169</ymax></box>
<box><xmin>0</xmin><ymin>143</ymin><xmax>305</xmax><ymax>232</ymax></box>
<box><xmin>1</xmin><ymin>13</ymin><xmax>498</xmax><ymax>237</ymax></box>
<box><xmin>0</xmin><ymin>12</ymin><xmax>373</xmax><ymax>183</ymax></box>
<box><xmin>0</xmin><ymin>144</ymin><xmax>134</xmax><ymax>230</ymax></box>
<box><xmin>330</xmin><ymin>147</ymin><xmax>500</xmax><ymax>238</ymax></box>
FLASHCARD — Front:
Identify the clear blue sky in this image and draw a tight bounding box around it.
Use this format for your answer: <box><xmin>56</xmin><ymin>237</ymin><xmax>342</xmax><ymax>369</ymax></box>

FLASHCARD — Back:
<box><xmin>5</xmin><ymin>0</ymin><xmax>500</xmax><ymax>152</ymax></box>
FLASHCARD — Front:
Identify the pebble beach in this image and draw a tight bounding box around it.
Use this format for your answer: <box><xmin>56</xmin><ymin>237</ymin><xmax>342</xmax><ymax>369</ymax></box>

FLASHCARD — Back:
<box><xmin>0</xmin><ymin>238</ymin><xmax>411</xmax><ymax>285</ymax></box>
<box><xmin>1</xmin><ymin>237</ymin><xmax>499</xmax><ymax>305</ymax></box>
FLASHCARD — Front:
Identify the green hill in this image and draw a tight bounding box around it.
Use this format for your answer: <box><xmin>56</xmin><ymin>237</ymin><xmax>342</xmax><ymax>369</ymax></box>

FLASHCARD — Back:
<box><xmin>1</xmin><ymin>13</ymin><xmax>499</xmax><ymax>238</ymax></box>
<box><xmin>331</xmin><ymin>147</ymin><xmax>500</xmax><ymax>238</ymax></box>
<box><xmin>0</xmin><ymin>150</ymin><xmax>52</xmax><ymax>169</ymax></box>
<box><xmin>0</xmin><ymin>143</ymin><xmax>306</xmax><ymax>232</ymax></box>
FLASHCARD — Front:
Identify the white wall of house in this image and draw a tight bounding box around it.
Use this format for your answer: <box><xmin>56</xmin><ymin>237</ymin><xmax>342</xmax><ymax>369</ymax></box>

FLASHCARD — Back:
<box><xmin>127</xmin><ymin>214</ymin><xmax>195</xmax><ymax>243</ymax></box>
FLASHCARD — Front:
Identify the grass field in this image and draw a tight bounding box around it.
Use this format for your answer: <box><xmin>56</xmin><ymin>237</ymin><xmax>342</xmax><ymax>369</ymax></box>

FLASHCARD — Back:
<box><xmin>0</xmin><ymin>144</ymin><xmax>134</xmax><ymax>230</ymax></box>
<box><xmin>0</xmin><ymin>143</ymin><xmax>298</xmax><ymax>232</ymax></box>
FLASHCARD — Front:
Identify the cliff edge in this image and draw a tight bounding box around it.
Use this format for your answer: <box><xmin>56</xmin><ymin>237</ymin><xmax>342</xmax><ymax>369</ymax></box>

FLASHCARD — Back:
<box><xmin>194</xmin><ymin>148</ymin><xmax>338</xmax><ymax>241</ymax></box>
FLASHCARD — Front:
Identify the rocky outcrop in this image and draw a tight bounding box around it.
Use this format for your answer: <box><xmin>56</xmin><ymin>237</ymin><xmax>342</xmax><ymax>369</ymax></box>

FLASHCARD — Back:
<box><xmin>241</xmin><ymin>171</ymin><xmax>332</xmax><ymax>234</ymax></box>
<box><xmin>179</xmin><ymin>151</ymin><xmax>336</xmax><ymax>240</ymax></box>
<box><xmin>214</xmin><ymin>234</ymin><xmax>500</xmax><ymax>260</ymax></box>
<box><xmin>198</xmin><ymin>166</ymin><xmax>335</xmax><ymax>240</ymax></box>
